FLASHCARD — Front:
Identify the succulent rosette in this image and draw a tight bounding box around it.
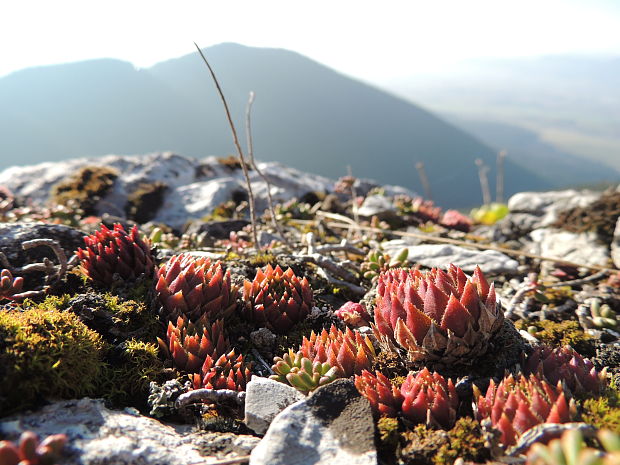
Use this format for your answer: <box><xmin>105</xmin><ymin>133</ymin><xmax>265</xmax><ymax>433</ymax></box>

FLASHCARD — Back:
<box><xmin>158</xmin><ymin>316</ymin><xmax>230</xmax><ymax>373</ymax></box>
<box><xmin>155</xmin><ymin>253</ymin><xmax>237</xmax><ymax>323</ymax></box>
<box><xmin>191</xmin><ymin>350</ymin><xmax>252</xmax><ymax>391</ymax></box>
<box><xmin>242</xmin><ymin>264</ymin><xmax>313</xmax><ymax>333</ymax></box>
<box><xmin>440</xmin><ymin>209</ymin><xmax>473</xmax><ymax>232</ymax></box>
<box><xmin>77</xmin><ymin>223</ymin><xmax>154</xmax><ymax>286</ymax></box>
<box><xmin>355</xmin><ymin>368</ymin><xmax>458</xmax><ymax>429</ymax></box>
<box><xmin>299</xmin><ymin>325</ymin><xmax>375</xmax><ymax>377</ymax></box>
<box><xmin>0</xmin><ymin>269</ymin><xmax>24</xmax><ymax>300</ymax></box>
<box><xmin>271</xmin><ymin>349</ymin><xmax>339</xmax><ymax>394</ymax></box>
<box><xmin>523</xmin><ymin>345</ymin><xmax>607</xmax><ymax>395</ymax></box>
<box><xmin>474</xmin><ymin>374</ymin><xmax>576</xmax><ymax>447</ymax></box>
<box><xmin>334</xmin><ymin>301</ymin><xmax>371</xmax><ymax>327</ymax></box>
<box><xmin>400</xmin><ymin>367</ymin><xmax>459</xmax><ymax>429</ymax></box>
<box><xmin>373</xmin><ymin>264</ymin><xmax>503</xmax><ymax>364</ymax></box>
<box><xmin>0</xmin><ymin>431</ymin><xmax>67</xmax><ymax>465</ymax></box>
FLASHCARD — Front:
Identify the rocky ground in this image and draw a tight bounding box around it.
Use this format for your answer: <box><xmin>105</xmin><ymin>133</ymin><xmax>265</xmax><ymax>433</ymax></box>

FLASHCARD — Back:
<box><xmin>0</xmin><ymin>152</ymin><xmax>619</xmax><ymax>465</ymax></box>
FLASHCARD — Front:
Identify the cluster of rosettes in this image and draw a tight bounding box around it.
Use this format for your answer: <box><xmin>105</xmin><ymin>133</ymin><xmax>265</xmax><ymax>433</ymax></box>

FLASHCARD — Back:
<box><xmin>158</xmin><ymin>316</ymin><xmax>229</xmax><ymax>373</ymax></box>
<box><xmin>270</xmin><ymin>325</ymin><xmax>375</xmax><ymax>393</ymax></box>
<box><xmin>76</xmin><ymin>223</ymin><xmax>154</xmax><ymax>286</ymax></box>
<box><xmin>523</xmin><ymin>345</ymin><xmax>606</xmax><ymax>395</ymax></box>
<box><xmin>355</xmin><ymin>368</ymin><xmax>459</xmax><ymax>429</ymax></box>
<box><xmin>155</xmin><ymin>253</ymin><xmax>237</xmax><ymax>323</ymax></box>
<box><xmin>191</xmin><ymin>350</ymin><xmax>252</xmax><ymax>391</ymax></box>
<box><xmin>242</xmin><ymin>264</ymin><xmax>313</xmax><ymax>333</ymax></box>
<box><xmin>0</xmin><ymin>431</ymin><xmax>67</xmax><ymax>465</ymax></box>
<box><xmin>359</xmin><ymin>248</ymin><xmax>409</xmax><ymax>282</ymax></box>
<box><xmin>373</xmin><ymin>264</ymin><xmax>503</xmax><ymax>364</ymax></box>
<box><xmin>154</xmin><ymin>254</ymin><xmax>252</xmax><ymax>391</ymax></box>
<box><xmin>0</xmin><ymin>268</ymin><xmax>23</xmax><ymax>300</ymax></box>
<box><xmin>473</xmin><ymin>374</ymin><xmax>576</xmax><ymax>447</ymax></box>
<box><xmin>271</xmin><ymin>349</ymin><xmax>339</xmax><ymax>394</ymax></box>
<box><xmin>299</xmin><ymin>325</ymin><xmax>375</xmax><ymax>377</ymax></box>
<box><xmin>393</xmin><ymin>194</ymin><xmax>442</xmax><ymax>224</ymax></box>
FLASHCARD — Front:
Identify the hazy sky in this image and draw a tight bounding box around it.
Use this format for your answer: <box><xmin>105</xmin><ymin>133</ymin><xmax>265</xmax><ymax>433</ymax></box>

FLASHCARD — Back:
<box><xmin>2</xmin><ymin>0</ymin><xmax>619</xmax><ymax>81</ymax></box>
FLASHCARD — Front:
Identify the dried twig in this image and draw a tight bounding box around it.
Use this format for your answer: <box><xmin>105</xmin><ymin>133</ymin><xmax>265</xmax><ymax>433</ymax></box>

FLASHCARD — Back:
<box><xmin>319</xmin><ymin>221</ymin><xmax>618</xmax><ymax>273</ymax></box>
<box><xmin>252</xmin><ymin>348</ymin><xmax>275</xmax><ymax>375</ymax></box>
<box><xmin>194</xmin><ymin>42</ymin><xmax>259</xmax><ymax>250</ymax></box>
<box><xmin>244</xmin><ymin>91</ymin><xmax>291</xmax><ymax>249</ymax></box>
<box><xmin>496</xmin><ymin>150</ymin><xmax>506</xmax><ymax>204</ymax></box>
<box><xmin>507</xmin><ymin>422</ymin><xmax>596</xmax><ymax>456</ymax></box>
<box><xmin>22</xmin><ymin>239</ymin><xmax>68</xmax><ymax>283</ymax></box>
<box><xmin>476</xmin><ymin>158</ymin><xmax>492</xmax><ymax>205</ymax></box>
<box><xmin>542</xmin><ymin>270</ymin><xmax>609</xmax><ymax>288</ymax></box>
<box><xmin>0</xmin><ymin>239</ymin><xmax>70</xmax><ymax>300</ymax></box>
<box><xmin>504</xmin><ymin>273</ymin><xmax>539</xmax><ymax>319</ymax></box>
<box><xmin>314</xmin><ymin>239</ymin><xmax>366</xmax><ymax>256</ymax></box>
<box><xmin>176</xmin><ymin>388</ymin><xmax>246</xmax><ymax>408</ymax></box>
<box><xmin>415</xmin><ymin>161</ymin><xmax>432</xmax><ymax>201</ymax></box>
<box><xmin>347</xmin><ymin>166</ymin><xmax>360</xmax><ymax>231</ymax></box>
<box><xmin>315</xmin><ymin>267</ymin><xmax>366</xmax><ymax>296</ymax></box>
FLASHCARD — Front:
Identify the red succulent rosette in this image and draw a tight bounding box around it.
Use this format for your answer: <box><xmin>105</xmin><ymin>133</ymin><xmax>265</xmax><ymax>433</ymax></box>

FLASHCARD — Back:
<box><xmin>77</xmin><ymin>223</ymin><xmax>154</xmax><ymax>286</ymax></box>
<box><xmin>242</xmin><ymin>264</ymin><xmax>313</xmax><ymax>333</ymax></box>
<box><xmin>474</xmin><ymin>373</ymin><xmax>576</xmax><ymax>447</ymax></box>
<box><xmin>155</xmin><ymin>253</ymin><xmax>237</xmax><ymax>323</ymax></box>
<box><xmin>373</xmin><ymin>264</ymin><xmax>503</xmax><ymax>364</ymax></box>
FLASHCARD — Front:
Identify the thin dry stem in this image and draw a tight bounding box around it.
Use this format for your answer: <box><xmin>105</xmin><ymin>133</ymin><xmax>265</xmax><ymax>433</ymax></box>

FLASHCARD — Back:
<box><xmin>311</xmin><ymin>219</ymin><xmax>619</xmax><ymax>273</ymax></box>
<box><xmin>176</xmin><ymin>388</ymin><xmax>246</xmax><ymax>408</ymax></box>
<box><xmin>244</xmin><ymin>91</ymin><xmax>291</xmax><ymax>248</ymax></box>
<box><xmin>194</xmin><ymin>42</ymin><xmax>259</xmax><ymax>250</ymax></box>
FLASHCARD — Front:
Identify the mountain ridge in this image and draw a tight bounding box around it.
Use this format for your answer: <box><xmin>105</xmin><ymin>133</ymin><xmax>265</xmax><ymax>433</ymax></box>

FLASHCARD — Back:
<box><xmin>1</xmin><ymin>42</ymin><xmax>553</xmax><ymax>207</ymax></box>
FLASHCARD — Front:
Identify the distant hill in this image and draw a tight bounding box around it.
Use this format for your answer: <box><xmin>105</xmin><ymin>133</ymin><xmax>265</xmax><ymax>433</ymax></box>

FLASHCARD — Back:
<box><xmin>443</xmin><ymin>117</ymin><xmax>618</xmax><ymax>187</ymax></box>
<box><xmin>383</xmin><ymin>55</ymin><xmax>620</xmax><ymax>175</ymax></box>
<box><xmin>0</xmin><ymin>43</ymin><xmax>552</xmax><ymax>207</ymax></box>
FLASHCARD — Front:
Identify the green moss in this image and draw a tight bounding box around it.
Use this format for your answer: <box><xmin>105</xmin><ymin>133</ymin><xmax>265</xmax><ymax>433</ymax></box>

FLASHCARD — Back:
<box><xmin>0</xmin><ymin>307</ymin><xmax>107</xmax><ymax>415</ymax></box>
<box><xmin>582</xmin><ymin>382</ymin><xmax>620</xmax><ymax>432</ymax></box>
<box><xmin>21</xmin><ymin>294</ymin><xmax>72</xmax><ymax>312</ymax></box>
<box><xmin>50</xmin><ymin>165</ymin><xmax>118</xmax><ymax>215</ymax></box>
<box><xmin>433</xmin><ymin>418</ymin><xmax>491</xmax><ymax>465</ymax></box>
<box><xmin>204</xmin><ymin>200</ymin><xmax>238</xmax><ymax>221</ymax></box>
<box><xmin>400</xmin><ymin>424</ymin><xmax>448</xmax><ymax>465</ymax></box>
<box><xmin>101</xmin><ymin>339</ymin><xmax>165</xmax><ymax>406</ymax></box>
<box><xmin>125</xmin><ymin>182</ymin><xmax>168</xmax><ymax>224</ymax></box>
<box><xmin>515</xmin><ymin>319</ymin><xmax>595</xmax><ymax>356</ymax></box>
<box><xmin>95</xmin><ymin>293</ymin><xmax>160</xmax><ymax>342</ymax></box>
<box><xmin>247</xmin><ymin>253</ymin><xmax>276</xmax><ymax>268</ymax></box>
<box><xmin>377</xmin><ymin>416</ymin><xmax>400</xmax><ymax>453</ymax></box>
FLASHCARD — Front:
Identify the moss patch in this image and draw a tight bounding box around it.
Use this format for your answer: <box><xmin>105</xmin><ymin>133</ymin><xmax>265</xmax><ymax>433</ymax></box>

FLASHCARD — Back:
<box><xmin>50</xmin><ymin>165</ymin><xmax>118</xmax><ymax>215</ymax></box>
<box><xmin>515</xmin><ymin>319</ymin><xmax>596</xmax><ymax>357</ymax></box>
<box><xmin>101</xmin><ymin>339</ymin><xmax>165</xmax><ymax>407</ymax></box>
<box><xmin>0</xmin><ymin>307</ymin><xmax>106</xmax><ymax>415</ymax></box>
<box><xmin>433</xmin><ymin>418</ymin><xmax>491</xmax><ymax>465</ymax></box>
<box><xmin>125</xmin><ymin>182</ymin><xmax>168</xmax><ymax>224</ymax></box>
<box><xmin>581</xmin><ymin>382</ymin><xmax>620</xmax><ymax>432</ymax></box>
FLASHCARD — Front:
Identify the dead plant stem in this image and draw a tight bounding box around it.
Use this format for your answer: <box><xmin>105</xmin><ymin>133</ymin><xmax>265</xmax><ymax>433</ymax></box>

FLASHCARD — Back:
<box><xmin>194</xmin><ymin>43</ymin><xmax>259</xmax><ymax>250</ymax></box>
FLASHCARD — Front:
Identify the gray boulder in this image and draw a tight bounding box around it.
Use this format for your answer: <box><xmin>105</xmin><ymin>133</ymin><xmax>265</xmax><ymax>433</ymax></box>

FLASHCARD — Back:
<box><xmin>244</xmin><ymin>377</ymin><xmax>306</xmax><ymax>435</ymax></box>
<box><xmin>0</xmin><ymin>398</ymin><xmax>258</xmax><ymax>465</ymax></box>
<box><xmin>0</xmin><ymin>153</ymin><xmax>337</xmax><ymax>229</ymax></box>
<box><xmin>527</xmin><ymin>228</ymin><xmax>610</xmax><ymax>268</ymax></box>
<box><xmin>250</xmin><ymin>379</ymin><xmax>377</xmax><ymax>465</ymax></box>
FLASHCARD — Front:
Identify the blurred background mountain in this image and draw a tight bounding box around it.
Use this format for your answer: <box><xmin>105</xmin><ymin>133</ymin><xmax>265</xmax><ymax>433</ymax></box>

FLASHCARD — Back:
<box><xmin>0</xmin><ymin>44</ymin><xmax>617</xmax><ymax>207</ymax></box>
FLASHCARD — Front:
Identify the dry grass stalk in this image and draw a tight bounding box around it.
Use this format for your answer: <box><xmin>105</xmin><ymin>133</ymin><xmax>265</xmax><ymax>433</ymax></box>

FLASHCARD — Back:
<box><xmin>244</xmin><ymin>91</ymin><xmax>291</xmax><ymax>248</ymax></box>
<box><xmin>194</xmin><ymin>42</ymin><xmax>259</xmax><ymax>249</ymax></box>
